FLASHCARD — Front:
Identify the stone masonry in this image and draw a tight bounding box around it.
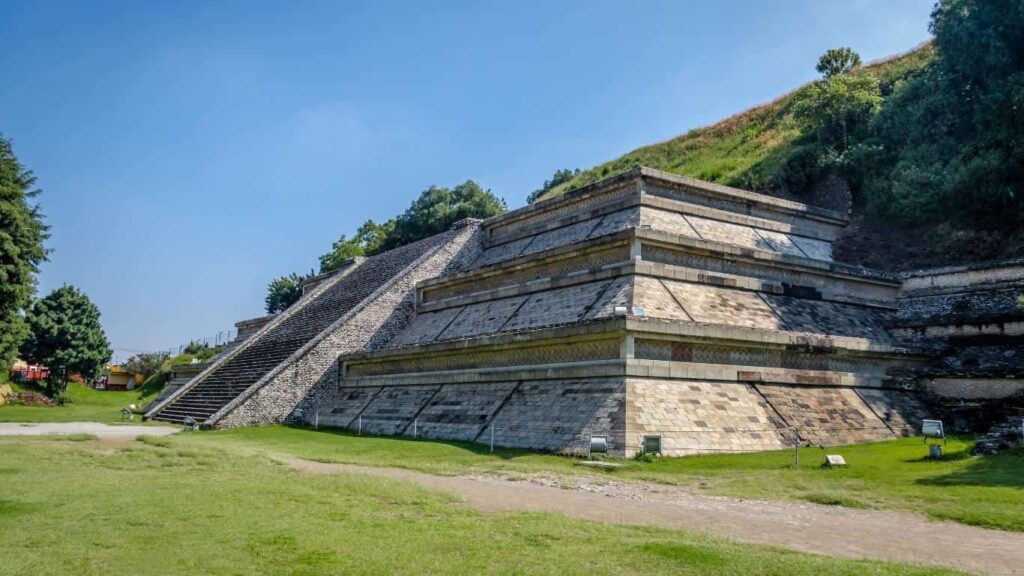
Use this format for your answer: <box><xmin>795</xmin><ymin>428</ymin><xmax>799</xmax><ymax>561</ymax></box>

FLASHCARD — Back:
<box><xmin>152</xmin><ymin>167</ymin><xmax>1020</xmax><ymax>457</ymax></box>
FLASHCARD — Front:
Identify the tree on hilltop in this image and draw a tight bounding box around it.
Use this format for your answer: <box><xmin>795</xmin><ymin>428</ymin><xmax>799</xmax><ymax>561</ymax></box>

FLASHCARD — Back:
<box><xmin>0</xmin><ymin>135</ymin><xmax>49</xmax><ymax>368</ymax></box>
<box><xmin>816</xmin><ymin>47</ymin><xmax>862</xmax><ymax>78</ymax></box>
<box><xmin>20</xmin><ymin>285</ymin><xmax>111</xmax><ymax>397</ymax></box>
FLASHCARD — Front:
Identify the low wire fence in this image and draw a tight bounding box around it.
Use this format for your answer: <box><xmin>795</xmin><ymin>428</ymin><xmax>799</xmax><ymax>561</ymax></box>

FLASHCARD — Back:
<box><xmin>304</xmin><ymin>411</ymin><xmax>909</xmax><ymax>466</ymax></box>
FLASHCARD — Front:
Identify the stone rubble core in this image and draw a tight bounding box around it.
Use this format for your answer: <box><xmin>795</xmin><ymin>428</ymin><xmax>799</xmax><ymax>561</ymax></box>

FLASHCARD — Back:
<box><xmin>893</xmin><ymin>258</ymin><xmax>1024</xmax><ymax>437</ymax></box>
<box><xmin>147</xmin><ymin>167</ymin><xmax>1019</xmax><ymax>457</ymax></box>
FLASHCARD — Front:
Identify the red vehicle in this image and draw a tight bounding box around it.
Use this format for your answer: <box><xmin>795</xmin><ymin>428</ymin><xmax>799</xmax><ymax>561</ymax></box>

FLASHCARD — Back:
<box><xmin>10</xmin><ymin>362</ymin><xmax>49</xmax><ymax>382</ymax></box>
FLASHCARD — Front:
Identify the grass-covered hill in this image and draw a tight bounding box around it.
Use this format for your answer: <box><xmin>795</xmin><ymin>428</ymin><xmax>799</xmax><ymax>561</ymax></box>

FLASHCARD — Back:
<box><xmin>536</xmin><ymin>2</ymin><xmax>1024</xmax><ymax>271</ymax></box>
<box><xmin>541</xmin><ymin>46</ymin><xmax>934</xmax><ymax>201</ymax></box>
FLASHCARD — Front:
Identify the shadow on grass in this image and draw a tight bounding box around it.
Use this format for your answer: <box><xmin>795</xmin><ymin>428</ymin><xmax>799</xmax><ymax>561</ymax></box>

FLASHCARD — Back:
<box><xmin>283</xmin><ymin>424</ymin><xmax>543</xmax><ymax>462</ymax></box>
<box><xmin>916</xmin><ymin>448</ymin><xmax>1024</xmax><ymax>489</ymax></box>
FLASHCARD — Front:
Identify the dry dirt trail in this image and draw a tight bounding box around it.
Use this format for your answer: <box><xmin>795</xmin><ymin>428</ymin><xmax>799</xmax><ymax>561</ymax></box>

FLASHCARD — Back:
<box><xmin>285</xmin><ymin>457</ymin><xmax>1022</xmax><ymax>576</ymax></box>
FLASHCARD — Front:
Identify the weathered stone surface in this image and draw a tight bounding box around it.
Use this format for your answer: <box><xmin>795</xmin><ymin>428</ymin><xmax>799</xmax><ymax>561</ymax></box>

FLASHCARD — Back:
<box><xmin>755</xmin><ymin>384</ymin><xmax>891</xmax><ymax>446</ymax></box>
<box><xmin>317</xmin><ymin>387</ymin><xmax>382</xmax><ymax>428</ymax></box>
<box><xmin>662</xmin><ymin>280</ymin><xmax>782</xmax><ymax>330</ymax></box>
<box><xmin>437</xmin><ymin>296</ymin><xmax>528</xmax><ymax>340</ymax></box>
<box><xmin>486</xmin><ymin>378</ymin><xmax>627</xmax><ymax>455</ymax></box>
<box><xmin>753</xmin><ymin>228</ymin><xmax>808</xmax><ymax>258</ymax></box>
<box><xmin>389</xmin><ymin>307</ymin><xmax>463</xmax><ymax>347</ymax></box>
<box><xmin>583</xmin><ymin>276</ymin><xmax>633</xmax><ymax>320</ymax></box>
<box><xmin>762</xmin><ymin>295</ymin><xmax>893</xmax><ymax>342</ymax></box>
<box><xmin>355</xmin><ymin>385</ymin><xmax>441</xmax><ymax>436</ymax></box>
<box><xmin>413</xmin><ymin>381</ymin><xmax>518</xmax><ymax>441</ymax></box>
<box><xmin>855</xmin><ymin>388</ymin><xmax>931</xmax><ymax>436</ymax></box>
<box><xmin>502</xmin><ymin>281</ymin><xmax>610</xmax><ymax>332</ymax></box>
<box><xmin>633</xmin><ymin>276</ymin><xmax>690</xmax><ymax>321</ymax></box>
<box><xmin>627</xmin><ymin>379</ymin><xmax>789</xmax><ymax>455</ymax></box>
<box><xmin>790</xmin><ymin>235</ymin><xmax>833</xmax><ymax>261</ymax></box>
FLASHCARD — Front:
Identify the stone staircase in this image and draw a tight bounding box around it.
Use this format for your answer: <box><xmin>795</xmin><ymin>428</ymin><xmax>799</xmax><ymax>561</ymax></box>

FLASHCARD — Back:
<box><xmin>147</xmin><ymin>231</ymin><xmax>462</xmax><ymax>425</ymax></box>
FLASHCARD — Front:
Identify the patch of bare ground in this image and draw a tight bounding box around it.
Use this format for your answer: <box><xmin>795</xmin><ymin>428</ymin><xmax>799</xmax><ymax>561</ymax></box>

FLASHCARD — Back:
<box><xmin>285</xmin><ymin>456</ymin><xmax>1024</xmax><ymax>576</ymax></box>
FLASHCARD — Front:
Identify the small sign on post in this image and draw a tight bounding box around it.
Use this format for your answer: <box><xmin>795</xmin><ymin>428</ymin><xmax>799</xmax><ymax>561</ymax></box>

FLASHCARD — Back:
<box><xmin>922</xmin><ymin>419</ymin><xmax>946</xmax><ymax>445</ymax></box>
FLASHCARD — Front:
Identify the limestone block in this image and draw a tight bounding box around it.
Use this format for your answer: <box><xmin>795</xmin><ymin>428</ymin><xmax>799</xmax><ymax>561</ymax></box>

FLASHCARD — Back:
<box><xmin>753</xmin><ymin>229</ymin><xmax>808</xmax><ymax>258</ymax></box>
<box><xmin>475</xmin><ymin>236</ymin><xmax>532</xmax><ymax>268</ymax></box>
<box><xmin>520</xmin><ymin>218</ymin><xmax>601</xmax><ymax>257</ymax></box>
<box><xmin>685</xmin><ymin>215</ymin><xmax>770</xmax><ymax>252</ymax></box>
<box><xmin>790</xmin><ymin>235</ymin><xmax>833</xmax><ymax>262</ymax></box>
<box><xmin>390</xmin><ymin>307</ymin><xmax>464</xmax><ymax>346</ymax></box>
<box><xmin>486</xmin><ymin>378</ymin><xmax>627</xmax><ymax>455</ymax></box>
<box><xmin>626</xmin><ymin>379</ymin><xmax>788</xmax><ymax>455</ymax></box>
<box><xmin>587</xmin><ymin>207</ymin><xmax>639</xmax><ymax>238</ymax></box>
<box><xmin>639</xmin><ymin>207</ymin><xmax>701</xmax><ymax>238</ymax></box>
<box><xmin>633</xmin><ymin>276</ymin><xmax>690</xmax><ymax>321</ymax></box>
<box><xmin>356</xmin><ymin>385</ymin><xmax>440</xmax><ymax>436</ymax></box>
<box><xmin>662</xmin><ymin>280</ymin><xmax>783</xmax><ymax>330</ymax></box>
<box><xmin>763</xmin><ymin>295</ymin><xmax>893</xmax><ymax>342</ymax></box>
<box><xmin>583</xmin><ymin>276</ymin><xmax>633</xmax><ymax>320</ymax></box>
<box><xmin>319</xmin><ymin>386</ymin><xmax>382</xmax><ymax>428</ymax></box>
<box><xmin>414</xmin><ymin>381</ymin><xmax>518</xmax><ymax>441</ymax></box>
<box><xmin>502</xmin><ymin>281</ymin><xmax>610</xmax><ymax>331</ymax></box>
<box><xmin>438</xmin><ymin>295</ymin><xmax>529</xmax><ymax>340</ymax></box>
<box><xmin>755</xmin><ymin>384</ymin><xmax>892</xmax><ymax>446</ymax></box>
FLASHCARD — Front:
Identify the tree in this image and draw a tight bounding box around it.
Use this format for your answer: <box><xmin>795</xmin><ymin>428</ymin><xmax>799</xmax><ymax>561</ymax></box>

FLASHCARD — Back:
<box><xmin>20</xmin><ymin>285</ymin><xmax>111</xmax><ymax>396</ymax></box>
<box><xmin>124</xmin><ymin>351</ymin><xmax>168</xmax><ymax>379</ymax></box>
<box><xmin>382</xmin><ymin>180</ymin><xmax>505</xmax><ymax>250</ymax></box>
<box><xmin>793</xmin><ymin>73</ymin><xmax>881</xmax><ymax>154</ymax></box>
<box><xmin>265</xmin><ymin>273</ymin><xmax>304</xmax><ymax>314</ymax></box>
<box><xmin>318</xmin><ymin>234</ymin><xmax>364</xmax><ymax>273</ymax></box>
<box><xmin>318</xmin><ymin>219</ymin><xmax>397</xmax><ymax>273</ymax></box>
<box><xmin>527</xmin><ymin>168</ymin><xmax>580</xmax><ymax>204</ymax></box>
<box><xmin>858</xmin><ymin>0</ymin><xmax>1024</xmax><ymax>225</ymax></box>
<box><xmin>0</xmin><ymin>136</ymin><xmax>49</xmax><ymax>368</ymax></box>
<box><xmin>816</xmin><ymin>47</ymin><xmax>862</xmax><ymax>78</ymax></box>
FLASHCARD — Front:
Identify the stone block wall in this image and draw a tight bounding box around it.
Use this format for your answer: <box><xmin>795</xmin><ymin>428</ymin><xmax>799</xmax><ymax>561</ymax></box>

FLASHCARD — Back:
<box><xmin>625</xmin><ymin>379</ymin><xmax>789</xmax><ymax>455</ymax></box>
<box><xmin>754</xmin><ymin>385</ymin><xmax>891</xmax><ymax>446</ymax></box>
<box><xmin>354</xmin><ymin>385</ymin><xmax>441</xmax><ymax>436</ymax></box>
<box><xmin>485</xmin><ymin>378</ymin><xmax>627</xmax><ymax>455</ymax></box>
<box><xmin>212</xmin><ymin>222</ymin><xmax>485</xmax><ymax>427</ymax></box>
<box><xmin>401</xmin><ymin>381</ymin><xmax>518</xmax><ymax>441</ymax></box>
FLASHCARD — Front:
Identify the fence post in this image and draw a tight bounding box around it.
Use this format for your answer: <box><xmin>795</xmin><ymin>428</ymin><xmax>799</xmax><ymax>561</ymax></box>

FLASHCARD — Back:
<box><xmin>413</xmin><ymin>418</ymin><xmax>418</xmax><ymax>439</ymax></box>
<box><xmin>490</xmin><ymin>425</ymin><xmax>494</xmax><ymax>454</ymax></box>
<box><xmin>358</xmin><ymin>415</ymin><xmax>362</xmax><ymax>436</ymax></box>
<box><xmin>792</xmin><ymin>428</ymin><xmax>800</xmax><ymax>468</ymax></box>
<box><xmin>314</xmin><ymin>408</ymin><xmax>319</xmax><ymax>430</ymax></box>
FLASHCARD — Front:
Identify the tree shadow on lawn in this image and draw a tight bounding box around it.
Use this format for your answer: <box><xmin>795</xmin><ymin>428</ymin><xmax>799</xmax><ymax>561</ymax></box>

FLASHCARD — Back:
<box><xmin>914</xmin><ymin>447</ymin><xmax>1024</xmax><ymax>489</ymax></box>
<box><xmin>285</xmin><ymin>424</ymin><xmax>546</xmax><ymax>462</ymax></box>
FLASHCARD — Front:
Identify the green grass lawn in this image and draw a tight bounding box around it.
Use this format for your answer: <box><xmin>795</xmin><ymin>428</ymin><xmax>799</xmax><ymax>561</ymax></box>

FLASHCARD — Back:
<box><xmin>0</xmin><ymin>434</ymin><xmax>959</xmax><ymax>576</ymax></box>
<box><xmin>0</xmin><ymin>382</ymin><xmax>158</xmax><ymax>424</ymax></box>
<box><xmin>189</xmin><ymin>426</ymin><xmax>1024</xmax><ymax>532</ymax></box>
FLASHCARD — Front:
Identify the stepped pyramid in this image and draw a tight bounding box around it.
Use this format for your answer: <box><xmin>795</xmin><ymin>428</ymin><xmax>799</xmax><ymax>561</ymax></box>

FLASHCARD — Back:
<box><xmin>150</xmin><ymin>167</ymin><xmax>935</xmax><ymax>456</ymax></box>
<box><xmin>323</xmin><ymin>167</ymin><xmax>932</xmax><ymax>456</ymax></box>
<box><xmin>145</xmin><ymin>221</ymin><xmax>483</xmax><ymax>425</ymax></box>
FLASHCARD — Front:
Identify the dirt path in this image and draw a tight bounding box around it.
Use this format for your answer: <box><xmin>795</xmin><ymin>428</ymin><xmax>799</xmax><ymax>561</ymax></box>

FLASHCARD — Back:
<box><xmin>0</xmin><ymin>422</ymin><xmax>179</xmax><ymax>439</ymax></box>
<box><xmin>286</xmin><ymin>457</ymin><xmax>1022</xmax><ymax>576</ymax></box>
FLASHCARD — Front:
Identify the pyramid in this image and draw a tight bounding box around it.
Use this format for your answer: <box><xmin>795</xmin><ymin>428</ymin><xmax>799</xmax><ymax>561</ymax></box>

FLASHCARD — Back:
<box><xmin>317</xmin><ymin>167</ymin><xmax>931</xmax><ymax>456</ymax></box>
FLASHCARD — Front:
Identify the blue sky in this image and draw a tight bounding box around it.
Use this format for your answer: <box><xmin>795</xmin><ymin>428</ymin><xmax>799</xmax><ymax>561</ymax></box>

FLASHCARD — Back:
<box><xmin>0</xmin><ymin>0</ymin><xmax>934</xmax><ymax>360</ymax></box>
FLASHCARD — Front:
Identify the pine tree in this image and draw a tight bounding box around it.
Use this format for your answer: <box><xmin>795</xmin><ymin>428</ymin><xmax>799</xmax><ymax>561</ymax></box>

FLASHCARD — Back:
<box><xmin>0</xmin><ymin>136</ymin><xmax>49</xmax><ymax>368</ymax></box>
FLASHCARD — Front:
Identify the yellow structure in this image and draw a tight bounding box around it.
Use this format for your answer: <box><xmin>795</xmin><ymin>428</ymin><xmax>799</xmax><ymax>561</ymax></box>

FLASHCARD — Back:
<box><xmin>106</xmin><ymin>365</ymin><xmax>143</xmax><ymax>391</ymax></box>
